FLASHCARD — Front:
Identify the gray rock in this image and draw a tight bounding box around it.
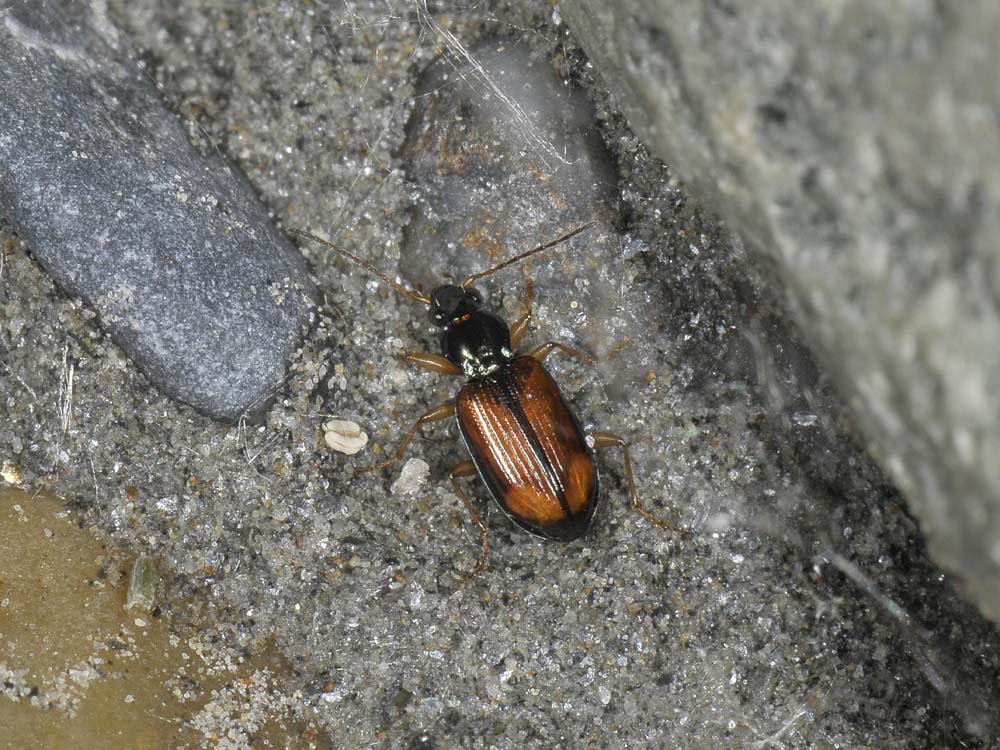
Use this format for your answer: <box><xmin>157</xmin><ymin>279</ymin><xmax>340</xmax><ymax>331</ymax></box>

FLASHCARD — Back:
<box><xmin>0</xmin><ymin>1</ymin><xmax>315</xmax><ymax>421</ymax></box>
<box><xmin>560</xmin><ymin>1</ymin><xmax>1000</xmax><ymax>622</ymax></box>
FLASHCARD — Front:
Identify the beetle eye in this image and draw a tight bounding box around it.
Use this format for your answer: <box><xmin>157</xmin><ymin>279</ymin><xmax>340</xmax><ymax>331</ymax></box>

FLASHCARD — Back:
<box><xmin>467</xmin><ymin>287</ymin><xmax>483</xmax><ymax>304</ymax></box>
<box><xmin>429</xmin><ymin>308</ymin><xmax>446</xmax><ymax>326</ymax></box>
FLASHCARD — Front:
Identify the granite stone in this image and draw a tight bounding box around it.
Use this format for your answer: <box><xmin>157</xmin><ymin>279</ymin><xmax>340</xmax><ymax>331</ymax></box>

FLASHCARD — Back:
<box><xmin>561</xmin><ymin>0</ymin><xmax>1000</xmax><ymax>624</ymax></box>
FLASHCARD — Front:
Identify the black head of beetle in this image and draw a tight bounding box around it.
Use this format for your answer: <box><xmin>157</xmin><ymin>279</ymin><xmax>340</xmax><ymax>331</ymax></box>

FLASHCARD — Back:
<box><xmin>429</xmin><ymin>284</ymin><xmax>512</xmax><ymax>379</ymax></box>
<box><xmin>428</xmin><ymin>284</ymin><xmax>483</xmax><ymax>326</ymax></box>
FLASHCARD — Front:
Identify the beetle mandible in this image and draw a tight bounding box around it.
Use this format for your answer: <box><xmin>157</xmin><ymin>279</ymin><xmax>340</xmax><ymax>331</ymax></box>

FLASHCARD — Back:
<box><xmin>292</xmin><ymin>224</ymin><xmax>686</xmax><ymax>575</ymax></box>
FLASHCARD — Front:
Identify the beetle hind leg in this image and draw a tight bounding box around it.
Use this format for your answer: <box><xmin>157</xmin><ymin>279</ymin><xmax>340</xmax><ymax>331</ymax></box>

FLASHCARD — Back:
<box><xmin>590</xmin><ymin>431</ymin><xmax>689</xmax><ymax>535</ymax></box>
<box><xmin>449</xmin><ymin>460</ymin><xmax>490</xmax><ymax>579</ymax></box>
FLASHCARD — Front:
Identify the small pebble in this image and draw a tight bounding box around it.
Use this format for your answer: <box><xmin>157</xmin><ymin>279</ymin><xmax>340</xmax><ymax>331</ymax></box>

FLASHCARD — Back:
<box><xmin>1</xmin><ymin>460</ymin><xmax>22</xmax><ymax>484</ymax></box>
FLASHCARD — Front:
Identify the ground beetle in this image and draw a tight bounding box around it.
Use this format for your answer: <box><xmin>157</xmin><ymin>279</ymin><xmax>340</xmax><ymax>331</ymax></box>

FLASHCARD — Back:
<box><xmin>291</xmin><ymin>224</ymin><xmax>686</xmax><ymax>575</ymax></box>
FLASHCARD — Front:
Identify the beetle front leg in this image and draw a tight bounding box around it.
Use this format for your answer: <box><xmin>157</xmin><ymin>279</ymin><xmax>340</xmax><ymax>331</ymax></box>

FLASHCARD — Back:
<box><xmin>354</xmin><ymin>401</ymin><xmax>456</xmax><ymax>476</ymax></box>
<box><xmin>509</xmin><ymin>274</ymin><xmax>534</xmax><ymax>349</ymax></box>
<box><xmin>590</xmin><ymin>431</ymin><xmax>688</xmax><ymax>535</ymax></box>
<box><xmin>526</xmin><ymin>340</ymin><xmax>595</xmax><ymax>365</ymax></box>
<box><xmin>449</xmin><ymin>460</ymin><xmax>490</xmax><ymax>578</ymax></box>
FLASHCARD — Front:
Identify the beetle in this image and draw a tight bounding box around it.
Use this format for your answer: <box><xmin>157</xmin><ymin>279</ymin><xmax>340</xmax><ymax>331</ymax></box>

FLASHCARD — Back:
<box><xmin>291</xmin><ymin>224</ymin><xmax>686</xmax><ymax>575</ymax></box>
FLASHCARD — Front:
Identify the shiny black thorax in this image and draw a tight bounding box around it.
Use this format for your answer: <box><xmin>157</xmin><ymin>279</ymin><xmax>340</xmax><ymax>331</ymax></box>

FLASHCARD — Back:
<box><xmin>430</xmin><ymin>284</ymin><xmax>514</xmax><ymax>379</ymax></box>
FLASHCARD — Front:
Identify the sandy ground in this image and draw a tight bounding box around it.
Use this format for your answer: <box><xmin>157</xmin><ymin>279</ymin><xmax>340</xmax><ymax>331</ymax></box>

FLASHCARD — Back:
<box><xmin>2</xmin><ymin>1</ymin><xmax>999</xmax><ymax>748</ymax></box>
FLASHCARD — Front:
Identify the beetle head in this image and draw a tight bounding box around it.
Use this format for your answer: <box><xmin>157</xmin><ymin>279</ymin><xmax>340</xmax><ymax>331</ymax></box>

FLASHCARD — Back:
<box><xmin>429</xmin><ymin>284</ymin><xmax>484</xmax><ymax>327</ymax></box>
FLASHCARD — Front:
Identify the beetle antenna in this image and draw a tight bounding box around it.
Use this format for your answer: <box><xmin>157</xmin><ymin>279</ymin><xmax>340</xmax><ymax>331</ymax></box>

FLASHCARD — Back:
<box><xmin>461</xmin><ymin>223</ymin><xmax>597</xmax><ymax>288</ymax></box>
<box><xmin>289</xmin><ymin>229</ymin><xmax>432</xmax><ymax>305</ymax></box>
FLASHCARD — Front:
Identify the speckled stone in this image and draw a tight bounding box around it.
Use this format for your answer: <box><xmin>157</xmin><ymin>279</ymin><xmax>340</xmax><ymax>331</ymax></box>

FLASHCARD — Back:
<box><xmin>0</xmin><ymin>1</ymin><xmax>315</xmax><ymax>421</ymax></box>
<box><xmin>560</xmin><ymin>0</ymin><xmax>1000</xmax><ymax>624</ymax></box>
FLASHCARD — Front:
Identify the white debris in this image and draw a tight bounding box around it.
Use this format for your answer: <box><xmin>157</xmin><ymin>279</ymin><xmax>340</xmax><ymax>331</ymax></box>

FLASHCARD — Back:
<box><xmin>390</xmin><ymin>458</ymin><xmax>430</xmax><ymax>496</ymax></box>
<box><xmin>322</xmin><ymin>419</ymin><xmax>369</xmax><ymax>455</ymax></box>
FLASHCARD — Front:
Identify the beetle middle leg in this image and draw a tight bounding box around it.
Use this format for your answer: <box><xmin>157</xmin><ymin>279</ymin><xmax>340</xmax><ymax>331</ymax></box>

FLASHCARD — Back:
<box><xmin>354</xmin><ymin>401</ymin><xmax>456</xmax><ymax>476</ymax></box>
<box><xmin>449</xmin><ymin>460</ymin><xmax>490</xmax><ymax>578</ymax></box>
<box><xmin>399</xmin><ymin>351</ymin><xmax>463</xmax><ymax>376</ymax></box>
<box><xmin>590</xmin><ymin>431</ymin><xmax>688</xmax><ymax>535</ymax></box>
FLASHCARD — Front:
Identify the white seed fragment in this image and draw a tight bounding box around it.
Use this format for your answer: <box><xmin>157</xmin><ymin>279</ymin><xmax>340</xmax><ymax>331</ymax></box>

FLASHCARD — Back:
<box><xmin>322</xmin><ymin>419</ymin><xmax>369</xmax><ymax>455</ymax></box>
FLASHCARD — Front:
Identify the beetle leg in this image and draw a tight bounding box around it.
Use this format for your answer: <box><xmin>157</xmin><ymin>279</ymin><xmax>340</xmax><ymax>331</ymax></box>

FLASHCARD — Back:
<box><xmin>526</xmin><ymin>340</ymin><xmax>595</xmax><ymax>365</ymax></box>
<box><xmin>509</xmin><ymin>274</ymin><xmax>534</xmax><ymax>349</ymax></box>
<box><xmin>399</xmin><ymin>351</ymin><xmax>462</xmax><ymax>376</ymax></box>
<box><xmin>354</xmin><ymin>401</ymin><xmax>456</xmax><ymax>476</ymax></box>
<box><xmin>589</xmin><ymin>431</ymin><xmax>689</xmax><ymax>535</ymax></box>
<box><xmin>449</xmin><ymin>460</ymin><xmax>490</xmax><ymax>578</ymax></box>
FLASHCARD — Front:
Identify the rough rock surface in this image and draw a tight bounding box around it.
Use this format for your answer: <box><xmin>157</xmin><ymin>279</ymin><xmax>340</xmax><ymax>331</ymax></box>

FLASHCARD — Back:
<box><xmin>0</xmin><ymin>1</ymin><xmax>315</xmax><ymax>421</ymax></box>
<box><xmin>560</xmin><ymin>0</ymin><xmax>1000</xmax><ymax>624</ymax></box>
